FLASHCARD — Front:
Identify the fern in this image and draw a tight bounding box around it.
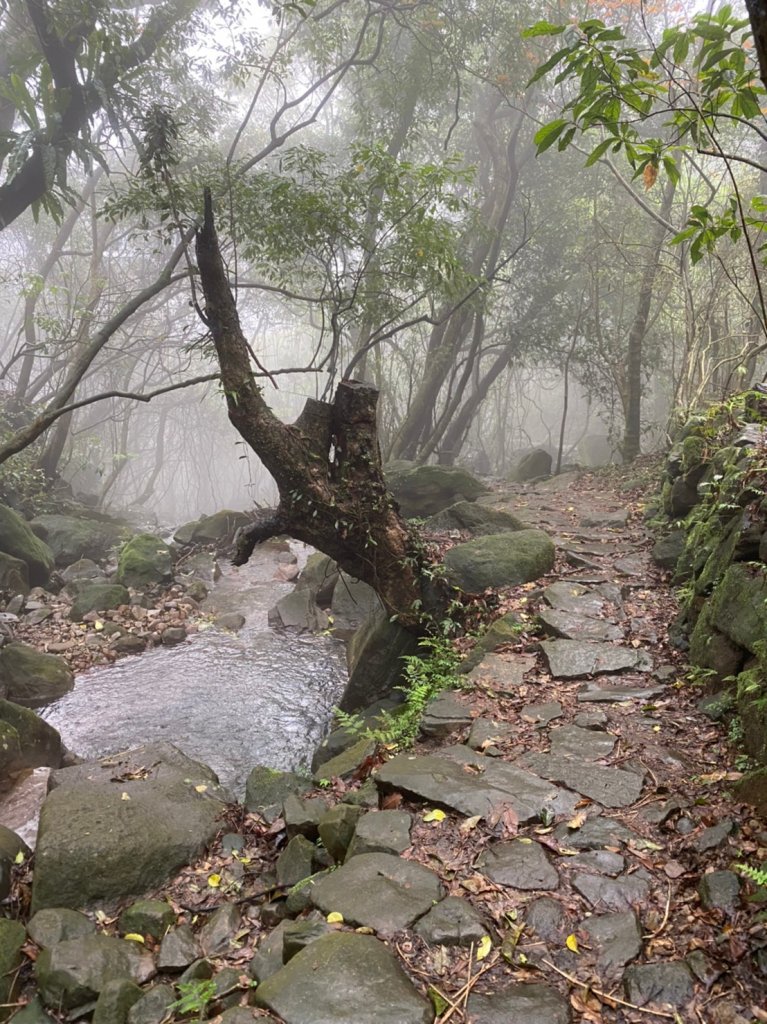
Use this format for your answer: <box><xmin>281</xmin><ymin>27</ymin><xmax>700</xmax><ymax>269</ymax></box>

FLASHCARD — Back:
<box><xmin>736</xmin><ymin>862</ymin><xmax>767</xmax><ymax>887</ymax></box>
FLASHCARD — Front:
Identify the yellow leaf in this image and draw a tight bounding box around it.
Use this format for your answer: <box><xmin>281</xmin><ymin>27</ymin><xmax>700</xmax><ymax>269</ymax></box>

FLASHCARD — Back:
<box><xmin>13</xmin><ymin>851</ymin><xmax>24</xmax><ymax>865</ymax></box>
<box><xmin>94</xmin><ymin>620</ymin><xmax>104</xmax><ymax>631</ymax></box>
<box><xmin>518</xmin><ymin>953</ymin><xmax>528</xmax><ymax>965</ymax></box>
<box><xmin>121</xmin><ymin>792</ymin><xmax>130</xmax><ymax>801</ymax></box>
<box><xmin>195</xmin><ymin>784</ymin><xmax>208</xmax><ymax>793</ymax></box>
<box><xmin>355</xmin><ymin>926</ymin><xmax>374</xmax><ymax>934</ymax></box>
<box><xmin>476</xmin><ymin>935</ymin><xmax>492</xmax><ymax>961</ymax></box>
<box><xmin>566</xmin><ymin>810</ymin><xmax>588</xmax><ymax>830</ymax></box>
<box><xmin>566</xmin><ymin>933</ymin><xmax>579</xmax><ymax>954</ymax></box>
<box><xmin>124</xmin><ymin>933</ymin><xmax>145</xmax><ymax>943</ymax></box>
<box><xmin>207</xmin><ymin>873</ymin><xmax>222</xmax><ymax>888</ymax></box>
<box><xmin>423</xmin><ymin>809</ymin><xmax>446</xmax><ymax>823</ymax></box>
<box><xmin>327</xmin><ymin>912</ymin><xmax>344</xmax><ymax>924</ymax></box>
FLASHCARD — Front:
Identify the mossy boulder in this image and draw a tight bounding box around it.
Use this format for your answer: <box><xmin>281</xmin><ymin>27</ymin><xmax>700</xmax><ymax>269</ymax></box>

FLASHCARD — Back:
<box><xmin>709</xmin><ymin>563</ymin><xmax>767</xmax><ymax>655</ymax></box>
<box><xmin>459</xmin><ymin>612</ymin><xmax>523</xmax><ymax>673</ymax></box>
<box><xmin>30</xmin><ymin>513</ymin><xmax>124</xmax><ymax>566</ymax></box>
<box><xmin>0</xmin><ymin>919</ymin><xmax>26</xmax><ymax>1013</ymax></box>
<box><xmin>116</xmin><ymin>534</ymin><xmax>173</xmax><ymax>589</ymax></box>
<box><xmin>0</xmin><ymin>643</ymin><xmax>73</xmax><ymax>707</ymax></box>
<box><xmin>339</xmin><ymin>606</ymin><xmax>421</xmax><ymax>712</ymax></box>
<box><xmin>0</xmin><ymin>699</ymin><xmax>62</xmax><ymax>775</ymax></box>
<box><xmin>296</xmin><ymin>553</ymin><xmax>340</xmax><ymax>606</ymax></box>
<box><xmin>423</xmin><ymin>501</ymin><xmax>526</xmax><ymax>536</ymax></box>
<box><xmin>69</xmin><ymin>583</ymin><xmax>130</xmax><ymax>621</ymax></box>
<box><xmin>0</xmin><ymin>503</ymin><xmax>54</xmax><ymax>586</ymax></box>
<box><xmin>688</xmin><ymin>605</ymin><xmax>745</xmax><ymax>681</ymax></box>
<box><xmin>0</xmin><ymin>551</ymin><xmax>29</xmax><ymax>595</ymax></box>
<box><xmin>245</xmin><ymin>766</ymin><xmax>311</xmax><ymax>817</ymax></box>
<box><xmin>507</xmin><ymin>448</ymin><xmax>552</xmax><ymax>482</ymax></box>
<box><xmin>174</xmin><ymin>510</ymin><xmax>251</xmax><ymax>546</ymax></box>
<box><xmin>443</xmin><ymin>530</ymin><xmax>555</xmax><ymax>592</ymax></box>
<box><xmin>35</xmin><ymin>935</ymin><xmax>155</xmax><ymax>1010</ymax></box>
<box><xmin>385</xmin><ymin>463</ymin><xmax>489</xmax><ymax>518</ymax></box>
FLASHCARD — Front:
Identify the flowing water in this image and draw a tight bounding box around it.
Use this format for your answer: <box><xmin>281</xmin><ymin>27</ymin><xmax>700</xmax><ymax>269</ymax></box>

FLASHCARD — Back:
<box><xmin>1</xmin><ymin>544</ymin><xmax>347</xmax><ymax>843</ymax></box>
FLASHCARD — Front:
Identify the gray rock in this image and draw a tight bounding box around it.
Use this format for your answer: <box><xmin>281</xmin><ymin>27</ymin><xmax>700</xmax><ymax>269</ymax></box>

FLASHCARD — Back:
<box><xmin>160</xmin><ymin>627</ymin><xmax>186</xmax><ymax>646</ymax></box>
<box><xmin>581</xmin><ymin>911</ymin><xmax>642</xmax><ymax>976</ymax></box>
<box><xmin>254</xmin><ymin>932</ymin><xmax>432</xmax><ymax>1024</ymax></box>
<box><xmin>423</xmin><ymin>501</ymin><xmax>525</xmax><ymax>536</ymax></box>
<box><xmin>214</xmin><ymin>612</ymin><xmax>246</xmax><ymax>631</ymax></box>
<box><xmin>35</xmin><ymin>935</ymin><xmax>155</xmax><ymax>1010</ymax></box>
<box><xmin>692</xmin><ymin>820</ymin><xmax>733</xmax><ymax>853</ymax></box>
<box><xmin>346</xmin><ymin>810</ymin><xmax>412</xmax><ymax>859</ymax></box>
<box><xmin>522</xmin><ymin>752</ymin><xmax>644</xmax><ymax>808</ymax></box>
<box><xmin>126</xmin><ymin>985</ymin><xmax>175</xmax><ymax>1024</ymax></box>
<box><xmin>245</xmin><ymin>765</ymin><xmax>311</xmax><ymax>817</ymax></box>
<box><xmin>459</xmin><ymin>617</ymin><xmax>527</xmax><ymax>674</ymax></box>
<box><xmin>652</xmin><ymin>530</ymin><xmax>686</xmax><ymax>570</ymax></box>
<box><xmin>577</xmin><ymin>684</ymin><xmax>663</xmax><ymax>703</ymax></box>
<box><xmin>283</xmin><ymin>795</ymin><xmax>328</xmax><ymax>840</ymax></box>
<box><xmin>376</xmin><ymin>745</ymin><xmax>578</xmax><ymax>823</ymax></box>
<box><xmin>508</xmin><ymin>448</ymin><xmax>552</xmax><ymax>482</ymax></box>
<box><xmin>0</xmin><ymin>504</ymin><xmax>55</xmax><ymax>585</ymax></box>
<box><xmin>624</xmin><ymin>962</ymin><xmax>694</xmax><ymax>1007</ymax></box>
<box><xmin>27</xmin><ymin>908</ymin><xmax>95</xmax><ymax>948</ymax></box>
<box><xmin>420</xmin><ymin>692</ymin><xmax>473</xmax><ymax>738</ymax></box>
<box><xmin>33</xmin><ymin>743</ymin><xmax>228</xmax><ymax>913</ymax></box>
<box><xmin>699</xmin><ymin>871</ymin><xmax>740</xmax><ymax>912</ymax></box>
<box><xmin>415</xmin><ymin>897</ymin><xmax>489</xmax><ymax>947</ymax></box>
<box><xmin>309</xmin><ymin>852</ymin><xmax>443</xmax><ymax>934</ymax></box>
<box><xmin>0</xmin><ymin>551</ymin><xmax>29</xmax><ymax>596</ymax></box>
<box><xmin>318</xmin><ymin>804</ymin><xmax>364</xmax><ymax>862</ymax></box>
<box><xmin>200</xmin><ymin>904</ymin><xmax>240</xmax><ymax>956</ymax></box>
<box><xmin>282</xmin><ymin>919</ymin><xmax>329</xmax><ymax>962</ymax></box>
<box><xmin>69</xmin><ymin>583</ymin><xmax>130</xmax><ymax>620</ymax></box>
<box><xmin>296</xmin><ymin>553</ymin><xmax>339</xmax><ymax>606</ymax></box>
<box><xmin>549</xmin><ymin>724</ymin><xmax>616</xmax><ymax>760</ymax></box>
<box><xmin>542</xmin><ymin>581</ymin><xmax>605</xmax><ymax>615</ymax></box>
<box><xmin>580</xmin><ymin>509</ymin><xmax>629</xmax><ymax>528</ymax></box>
<box><xmin>539</xmin><ymin>607</ymin><xmax>623</xmax><ymax>642</ymax></box>
<box><xmin>11</xmin><ymin>996</ymin><xmax>57</xmax><ymax>1024</ymax></box>
<box><xmin>269</xmin><ymin>590</ymin><xmax>328</xmax><ymax>632</ymax></box>
<box><xmin>444</xmin><ymin>530</ymin><xmax>555</xmax><ymax>591</ymax></box>
<box><xmin>573</xmin><ymin>711</ymin><xmax>608</xmax><ymax>729</ymax></box>
<box><xmin>174</xmin><ymin>510</ymin><xmax>251</xmax><ymax>545</ymax></box>
<box><xmin>520</xmin><ymin>702</ymin><xmax>563</xmax><ymax>727</ymax></box>
<box><xmin>340</xmin><ymin>607</ymin><xmax>420</xmax><ymax>712</ymax></box>
<box><xmin>330</xmin><ymin>573</ymin><xmax>381</xmax><ymax>634</ymax></box>
<box><xmin>478</xmin><ymin>840</ymin><xmax>559</xmax><ymax>890</ymax></box>
<box><xmin>571</xmin><ymin>850</ymin><xmax>625</xmax><ymax>876</ymax></box>
<box><xmin>0</xmin><ymin>919</ymin><xmax>25</xmax><ymax>1010</ymax></box>
<box><xmin>467</xmin><ymin>983</ymin><xmax>569</xmax><ymax>1024</ymax></box>
<box><xmin>467</xmin><ymin>717</ymin><xmax>513</xmax><ymax>750</ymax></box>
<box><xmin>554</xmin><ymin>816</ymin><xmax>636</xmax><ymax>850</ymax></box>
<box><xmin>386</xmin><ymin>462</ymin><xmax>489</xmax><ymax>518</ymax></box>
<box><xmin>118</xmin><ymin>901</ymin><xmax>175</xmax><ymax>941</ymax></box>
<box><xmin>541</xmin><ymin>640</ymin><xmax>652</xmax><ymax>678</ymax></box>
<box><xmin>31</xmin><ymin>513</ymin><xmax>124</xmax><ymax>568</ymax></box>
<box><xmin>573</xmin><ymin>872</ymin><xmax>650</xmax><ymax>911</ymax></box>
<box><xmin>157</xmin><ymin>924</ymin><xmax>199</xmax><ymax>971</ymax></box>
<box><xmin>313</xmin><ymin>738</ymin><xmax>376</xmax><ymax>784</ymax></box>
<box><xmin>0</xmin><ymin>699</ymin><xmax>62</xmax><ymax>773</ymax></box>
<box><xmin>61</xmin><ymin>559</ymin><xmax>104</xmax><ymax>586</ymax></box>
<box><xmin>524</xmin><ymin>897</ymin><xmax>566</xmax><ymax>942</ymax></box>
<box><xmin>0</xmin><ymin>644</ymin><xmax>74</xmax><ymax>707</ymax></box>
<box><xmin>276</xmin><ymin>836</ymin><xmax>316</xmax><ymax>887</ymax></box>
<box><xmin>92</xmin><ymin>979</ymin><xmax>144</xmax><ymax>1024</ymax></box>
<box><xmin>248</xmin><ymin>922</ymin><xmax>290</xmax><ymax>983</ymax></box>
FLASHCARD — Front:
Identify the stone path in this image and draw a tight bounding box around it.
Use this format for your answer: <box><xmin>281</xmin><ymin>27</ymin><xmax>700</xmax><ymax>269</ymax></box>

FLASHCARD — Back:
<box><xmin>10</xmin><ymin>470</ymin><xmax>767</xmax><ymax>1024</ymax></box>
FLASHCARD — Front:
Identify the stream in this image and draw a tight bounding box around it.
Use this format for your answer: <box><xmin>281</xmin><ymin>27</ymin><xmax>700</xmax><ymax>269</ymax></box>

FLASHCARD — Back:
<box><xmin>1</xmin><ymin>544</ymin><xmax>348</xmax><ymax>843</ymax></box>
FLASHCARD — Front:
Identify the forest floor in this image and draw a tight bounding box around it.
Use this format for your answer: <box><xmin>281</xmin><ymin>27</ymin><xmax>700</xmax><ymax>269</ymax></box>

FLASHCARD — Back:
<box><xmin>12</xmin><ymin>462</ymin><xmax>767</xmax><ymax>1023</ymax></box>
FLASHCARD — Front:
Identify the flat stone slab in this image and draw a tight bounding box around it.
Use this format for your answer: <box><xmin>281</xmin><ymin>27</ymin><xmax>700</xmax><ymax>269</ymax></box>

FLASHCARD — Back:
<box><xmin>571</xmin><ymin>850</ymin><xmax>625</xmax><ymax>876</ymax></box>
<box><xmin>542</xmin><ymin>582</ymin><xmax>606</xmax><ymax>616</ymax></box>
<box><xmin>254</xmin><ymin>932</ymin><xmax>432</xmax><ymax>1024</ymax></box>
<box><xmin>579</xmin><ymin>509</ymin><xmax>630</xmax><ymax>528</ymax></box>
<box><xmin>522</xmin><ymin>752</ymin><xmax>644</xmax><ymax>807</ymax></box>
<box><xmin>539</xmin><ymin>607</ymin><xmax>624</xmax><ymax>642</ymax></box>
<box><xmin>376</xmin><ymin>746</ymin><xmax>578</xmax><ymax>823</ymax></box>
<box><xmin>420</xmin><ymin>693</ymin><xmax>473</xmax><ymax>738</ymax></box>
<box><xmin>520</xmin><ymin>702</ymin><xmax>563</xmax><ymax>727</ymax></box>
<box><xmin>345</xmin><ymin>810</ymin><xmax>412</xmax><ymax>859</ymax></box>
<box><xmin>468</xmin><ymin>653</ymin><xmax>536</xmax><ymax>694</ymax></box>
<box><xmin>624</xmin><ymin>962</ymin><xmax>694</xmax><ymax>1008</ymax></box>
<box><xmin>699</xmin><ymin>870</ymin><xmax>740</xmax><ymax>912</ymax></box>
<box><xmin>573</xmin><ymin>872</ymin><xmax>651</xmax><ymax>911</ymax></box>
<box><xmin>541</xmin><ymin>640</ymin><xmax>652</xmax><ymax>678</ymax></box>
<box><xmin>554</xmin><ymin>816</ymin><xmax>637</xmax><ymax>850</ymax></box>
<box><xmin>478</xmin><ymin>840</ymin><xmax>559</xmax><ymax>890</ymax></box>
<box><xmin>309</xmin><ymin>853</ymin><xmax>443</xmax><ymax>934</ymax></box>
<box><xmin>580</xmin><ymin>911</ymin><xmax>642</xmax><ymax>977</ymax></box>
<box><xmin>467</xmin><ymin>983</ymin><xmax>569</xmax><ymax>1024</ymax></box>
<box><xmin>577</xmin><ymin>683</ymin><xmax>664</xmax><ymax>703</ymax></box>
<box><xmin>524</xmin><ymin>897</ymin><xmax>567</xmax><ymax>942</ymax></box>
<box><xmin>467</xmin><ymin>718</ymin><xmax>513</xmax><ymax>751</ymax></box>
<box><xmin>549</xmin><ymin>724</ymin><xmax>616</xmax><ymax>760</ymax></box>
<box><xmin>414</xmin><ymin>897</ymin><xmax>488</xmax><ymax>947</ymax></box>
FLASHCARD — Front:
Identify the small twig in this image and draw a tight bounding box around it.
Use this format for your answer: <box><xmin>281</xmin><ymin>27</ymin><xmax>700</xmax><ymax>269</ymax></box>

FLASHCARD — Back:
<box><xmin>461</xmin><ymin>943</ymin><xmax>474</xmax><ymax>1015</ymax></box>
<box><xmin>436</xmin><ymin>956</ymin><xmax>499</xmax><ymax>1024</ymax></box>
<box><xmin>541</xmin><ymin>959</ymin><xmax>676</xmax><ymax>1020</ymax></box>
<box><xmin>644</xmin><ymin>881</ymin><xmax>673</xmax><ymax>940</ymax></box>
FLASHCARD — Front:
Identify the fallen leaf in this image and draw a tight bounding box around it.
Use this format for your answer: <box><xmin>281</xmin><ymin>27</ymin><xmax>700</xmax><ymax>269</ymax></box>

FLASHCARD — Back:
<box><xmin>382</xmin><ymin>792</ymin><xmax>403</xmax><ymax>810</ymax></box>
<box><xmin>327</xmin><ymin>912</ymin><xmax>344</xmax><ymax>924</ymax></box>
<box><xmin>423</xmin><ymin>808</ymin><xmax>446</xmax><ymax>823</ymax></box>
<box><xmin>120</xmin><ymin>792</ymin><xmax>130</xmax><ymax>801</ymax></box>
<box><xmin>195</xmin><ymin>784</ymin><xmax>208</xmax><ymax>793</ymax></box>
<box><xmin>476</xmin><ymin>935</ymin><xmax>492</xmax><ymax>961</ymax></box>
<box><xmin>460</xmin><ymin>815</ymin><xmax>482</xmax><ymax>833</ymax></box>
<box><xmin>567</xmin><ymin>810</ymin><xmax>588</xmax><ymax>830</ymax></box>
<box><xmin>207</xmin><ymin>873</ymin><xmax>222</xmax><ymax>888</ymax></box>
<box><xmin>14</xmin><ymin>851</ymin><xmax>24</xmax><ymax>864</ymax></box>
<box><xmin>566</xmin><ymin>933</ymin><xmax>579</xmax><ymax>953</ymax></box>
<box><xmin>124</xmin><ymin>933</ymin><xmax>145</xmax><ymax>943</ymax></box>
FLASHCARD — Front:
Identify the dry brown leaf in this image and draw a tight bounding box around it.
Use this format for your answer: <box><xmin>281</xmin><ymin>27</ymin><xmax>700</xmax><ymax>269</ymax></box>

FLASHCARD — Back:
<box><xmin>382</xmin><ymin>792</ymin><xmax>403</xmax><ymax>810</ymax></box>
<box><xmin>566</xmin><ymin>810</ymin><xmax>588</xmax><ymax>830</ymax></box>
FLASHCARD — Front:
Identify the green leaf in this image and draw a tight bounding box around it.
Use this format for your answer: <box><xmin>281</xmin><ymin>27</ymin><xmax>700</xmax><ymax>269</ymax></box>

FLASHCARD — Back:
<box><xmin>534</xmin><ymin>119</ymin><xmax>569</xmax><ymax>154</ymax></box>
<box><xmin>673</xmin><ymin>34</ymin><xmax>690</xmax><ymax>64</ymax></box>
<box><xmin>663</xmin><ymin>154</ymin><xmax>680</xmax><ymax>186</ymax></box>
<box><xmin>521</xmin><ymin>21</ymin><xmax>566</xmax><ymax>38</ymax></box>
<box><xmin>527</xmin><ymin>46</ymin><xmax>574</xmax><ymax>87</ymax></box>
<box><xmin>585</xmin><ymin>138</ymin><xmax>613</xmax><ymax>166</ymax></box>
<box><xmin>671</xmin><ymin>225</ymin><xmax>698</xmax><ymax>245</ymax></box>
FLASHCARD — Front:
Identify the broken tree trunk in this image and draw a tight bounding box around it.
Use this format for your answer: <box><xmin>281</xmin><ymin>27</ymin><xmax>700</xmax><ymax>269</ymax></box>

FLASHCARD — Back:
<box><xmin>195</xmin><ymin>190</ymin><xmax>440</xmax><ymax>632</ymax></box>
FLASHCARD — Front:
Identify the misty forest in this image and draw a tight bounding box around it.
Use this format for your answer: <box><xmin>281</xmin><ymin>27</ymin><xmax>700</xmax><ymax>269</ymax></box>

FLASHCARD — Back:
<box><xmin>2</xmin><ymin>0</ymin><xmax>767</xmax><ymax>1019</ymax></box>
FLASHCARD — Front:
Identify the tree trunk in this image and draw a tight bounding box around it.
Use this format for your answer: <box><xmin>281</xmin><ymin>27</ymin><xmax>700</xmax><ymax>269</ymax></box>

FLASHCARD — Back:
<box><xmin>195</xmin><ymin>191</ymin><xmax>441</xmax><ymax>632</ymax></box>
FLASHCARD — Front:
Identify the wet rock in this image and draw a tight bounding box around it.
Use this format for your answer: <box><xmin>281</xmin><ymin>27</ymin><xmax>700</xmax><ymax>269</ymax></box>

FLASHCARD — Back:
<box><xmin>542</xmin><ymin>581</ymin><xmax>605</xmax><ymax>616</ymax></box>
<box><xmin>508</xmin><ymin>448</ymin><xmax>552</xmax><ymax>482</ymax></box>
<box><xmin>35</xmin><ymin>935</ymin><xmax>155</xmax><ymax>1010</ymax></box>
<box><xmin>414</xmin><ymin>897</ymin><xmax>488</xmax><ymax>947</ymax></box>
<box><xmin>330</xmin><ymin>573</ymin><xmax>381</xmax><ymax>635</ymax></box>
<box><xmin>581</xmin><ymin>911</ymin><xmax>642</xmax><ymax>976</ymax></box>
<box><xmin>652</xmin><ymin>530</ymin><xmax>686</xmax><ymax>570</ymax></box>
<box><xmin>522</xmin><ymin>752</ymin><xmax>644</xmax><ymax>808</ymax></box>
<box><xmin>554</xmin><ymin>815</ymin><xmax>636</xmax><ymax>849</ymax></box>
<box><xmin>0</xmin><ymin>551</ymin><xmax>29</xmax><ymax>596</ymax></box>
<box><xmin>346</xmin><ymin>810</ymin><xmax>412</xmax><ymax>859</ymax></box>
<box><xmin>276</xmin><ymin>836</ymin><xmax>316</xmax><ymax>887</ymax></box>
<box><xmin>573</xmin><ymin>872</ymin><xmax>650</xmax><ymax>911</ymax></box>
<box><xmin>524</xmin><ymin>897</ymin><xmax>566</xmax><ymax>942</ymax></box>
<box><xmin>692</xmin><ymin>820</ymin><xmax>734</xmax><ymax>853</ymax></box>
<box><xmin>577</xmin><ymin>683</ymin><xmax>663</xmax><ymax>703</ymax></box>
<box><xmin>309</xmin><ymin>852</ymin><xmax>443</xmax><ymax>933</ymax></box>
<box><xmin>174</xmin><ymin>510</ymin><xmax>251</xmax><ymax>545</ymax></box>
<box><xmin>296</xmin><ymin>553</ymin><xmax>340</xmax><ymax>606</ymax></box>
<box><xmin>424</xmin><ymin>501</ymin><xmax>525</xmax><ymax>536</ymax></box>
<box><xmin>444</xmin><ymin>530</ymin><xmax>555</xmax><ymax>591</ymax></box>
<box><xmin>159</xmin><ymin>626</ymin><xmax>186</xmax><ymax>646</ymax></box>
<box><xmin>118</xmin><ymin>901</ymin><xmax>175</xmax><ymax>942</ymax></box>
<box><xmin>467</xmin><ymin>982</ymin><xmax>569</xmax><ymax>1024</ymax></box>
<box><xmin>0</xmin><ymin>826</ymin><xmax>28</xmax><ymax>900</ymax></box>
<box><xmin>61</xmin><ymin>558</ymin><xmax>104</xmax><ymax>585</ymax></box>
<box><xmin>0</xmin><ymin>644</ymin><xmax>73</xmax><ymax>707</ymax></box>
<box><xmin>571</xmin><ymin>850</ymin><xmax>625</xmax><ymax>876</ymax></box>
<box><xmin>312</xmin><ymin>738</ymin><xmax>376</xmax><ymax>783</ymax></box>
<box><xmin>92</xmin><ymin>979</ymin><xmax>144</xmax><ymax>1024</ymax></box>
<box><xmin>33</xmin><ymin>743</ymin><xmax>228</xmax><ymax>912</ymax></box>
<box><xmin>549</xmin><ymin>724</ymin><xmax>615</xmax><ymax>759</ymax></box>
<box><xmin>0</xmin><ymin>504</ymin><xmax>55</xmax><ymax>585</ymax></box>
<box><xmin>27</xmin><ymin>908</ymin><xmax>94</xmax><ymax>948</ymax></box>
<box><xmin>699</xmin><ymin>871</ymin><xmax>740</xmax><ymax>912</ymax></box>
<box><xmin>199</xmin><ymin>904</ymin><xmax>240</xmax><ymax>957</ymax></box>
<box><xmin>478</xmin><ymin>840</ymin><xmax>559</xmax><ymax>890</ymax></box>
<box><xmin>541</xmin><ymin>640</ymin><xmax>652</xmax><ymax>678</ymax></box>
<box><xmin>245</xmin><ymin>765</ymin><xmax>311</xmax><ymax>818</ymax></box>
<box><xmin>0</xmin><ymin>919</ymin><xmax>25</xmax><ymax>1010</ymax></box>
<box><xmin>467</xmin><ymin>717</ymin><xmax>513</xmax><ymax>749</ymax></box>
<box><xmin>282</xmin><ymin>919</ymin><xmax>329</xmax><ymax>962</ymax></box>
<box><xmin>573</xmin><ymin>710</ymin><xmax>608</xmax><ymax>729</ymax></box>
<box><xmin>0</xmin><ymin>699</ymin><xmax>62</xmax><ymax>773</ymax></box>
<box><xmin>31</xmin><ymin>513</ymin><xmax>123</xmax><ymax>568</ymax></box>
<box><xmin>111</xmin><ymin>634</ymin><xmax>146</xmax><ymax>655</ymax></box>
<box><xmin>623</xmin><ymin>962</ymin><xmax>694</xmax><ymax>1008</ymax></box>
<box><xmin>520</xmin><ymin>702</ymin><xmax>563</xmax><ymax>727</ymax></box>
<box><xmin>420</xmin><ymin>692</ymin><xmax>473</xmax><ymax>738</ymax></box>
<box><xmin>340</xmin><ymin>607</ymin><xmax>420</xmax><ymax>711</ymax></box>
<box><xmin>249</xmin><ymin>922</ymin><xmax>290</xmax><ymax>983</ymax></box>
<box><xmin>268</xmin><ymin>590</ymin><xmax>328</xmax><ymax>633</ymax></box>
<box><xmin>214</xmin><ymin>612</ymin><xmax>246</xmax><ymax>631</ymax></box>
<box><xmin>126</xmin><ymin>985</ymin><xmax>175</xmax><ymax>1024</ymax></box>
<box><xmin>376</xmin><ymin>745</ymin><xmax>578</xmax><ymax>823</ymax></box>
<box><xmin>255</xmin><ymin>932</ymin><xmax>432</xmax><ymax>1024</ymax></box>
<box><xmin>459</xmin><ymin>617</ymin><xmax>527</xmax><ymax>674</ymax></box>
<box><xmin>70</xmin><ymin>583</ymin><xmax>130</xmax><ymax>620</ymax></box>
<box><xmin>386</xmin><ymin>462</ymin><xmax>489</xmax><ymax>518</ymax></box>
<box><xmin>539</xmin><ymin>608</ymin><xmax>623</xmax><ymax>642</ymax></box>
<box><xmin>157</xmin><ymin>925</ymin><xmax>199</xmax><ymax>971</ymax></box>
<box><xmin>12</xmin><ymin>996</ymin><xmax>57</xmax><ymax>1024</ymax></box>
<box><xmin>283</xmin><ymin>795</ymin><xmax>328</xmax><ymax>840</ymax></box>
<box><xmin>638</xmin><ymin>796</ymin><xmax>689</xmax><ymax>826</ymax></box>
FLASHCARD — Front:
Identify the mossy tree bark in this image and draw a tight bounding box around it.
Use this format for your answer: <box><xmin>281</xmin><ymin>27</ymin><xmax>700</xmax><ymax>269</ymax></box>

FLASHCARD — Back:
<box><xmin>195</xmin><ymin>191</ymin><xmax>439</xmax><ymax>632</ymax></box>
